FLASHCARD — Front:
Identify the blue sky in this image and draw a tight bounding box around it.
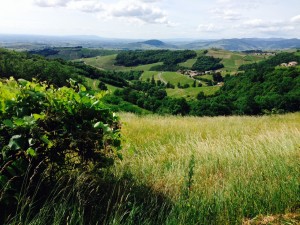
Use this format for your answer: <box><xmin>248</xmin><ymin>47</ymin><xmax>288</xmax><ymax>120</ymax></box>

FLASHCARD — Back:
<box><xmin>0</xmin><ymin>0</ymin><xmax>299</xmax><ymax>39</ymax></box>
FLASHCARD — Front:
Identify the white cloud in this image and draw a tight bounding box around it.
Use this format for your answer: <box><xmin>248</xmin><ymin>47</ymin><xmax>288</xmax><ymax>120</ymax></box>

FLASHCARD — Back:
<box><xmin>34</xmin><ymin>0</ymin><xmax>171</xmax><ymax>25</ymax></box>
<box><xmin>211</xmin><ymin>8</ymin><xmax>242</xmax><ymax>21</ymax></box>
<box><xmin>197</xmin><ymin>23</ymin><xmax>222</xmax><ymax>32</ymax></box>
<box><xmin>68</xmin><ymin>1</ymin><xmax>104</xmax><ymax>13</ymax></box>
<box><xmin>34</xmin><ymin>0</ymin><xmax>72</xmax><ymax>7</ymax></box>
<box><xmin>139</xmin><ymin>0</ymin><xmax>161</xmax><ymax>2</ymax></box>
<box><xmin>291</xmin><ymin>15</ymin><xmax>300</xmax><ymax>23</ymax></box>
<box><xmin>107</xmin><ymin>1</ymin><xmax>169</xmax><ymax>24</ymax></box>
<box><xmin>242</xmin><ymin>19</ymin><xmax>295</xmax><ymax>34</ymax></box>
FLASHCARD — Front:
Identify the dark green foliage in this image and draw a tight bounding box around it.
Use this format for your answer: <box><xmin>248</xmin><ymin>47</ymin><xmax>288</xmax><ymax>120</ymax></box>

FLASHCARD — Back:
<box><xmin>29</xmin><ymin>47</ymin><xmax>119</xmax><ymax>60</ymax></box>
<box><xmin>70</xmin><ymin>61</ymin><xmax>129</xmax><ymax>87</ymax></box>
<box><xmin>0</xmin><ymin>48</ymin><xmax>131</xmax><ymax>88</ymax></box>
<box><xmin>190</xmin><ymin>52</ymin><xmax>300</xmax><ymax>116</ymax></box>
<box><xmin>98</xmin><ymin>81</ymin><xmax>108</xmax><ymax>90</ymax></box>
<box><xmin>239</xmin><ymin>52</ymin><xmax>300</xmax><ymax>71</ymax></box>
<box><xmin>196</xmin><ymin>91</ymin><xmax>205</xmax><ymax>100</ymax></box>
<box><xmin>150</xmin><ymin>63</ymin><xmax>181</xmax><ymax>72</ymax></box>
<box><xmin>192</xmin><ymin>55</ymin><xmax>224</xmax><ymax>72</ymax></box>
<box><xmin>166</xmin><ymin>82</ymin><xmax>175</xmax><ymax>89</ymax></box>
<box><xmin>0</xmin><ymin>79</ymin><xmax>121</xmax><ymax>223</ymax></box>
<box><xmin>115</xmin><ymin>50</ymin><xmax>197</xmax><ymax>67</ymax></box>
<box><xmin>102</xmin><ymin>94</ymin><xmax>149</xmax><ymax>115</ymax></box>
<box><xmin>115</xmin><ymin>79</ymin><xmax>190</xmax><ymax>115</ymax></box>
<box><xmin>212</xmin><ymin>72</ymin><xmax>224</xmax><ymax>83</ymax></box>
<box><xmin>0</xmin><ymin>48</ymin><xmax>84</xmax><ymax>87</ymax></box>
<box><xmin>192</xmin><ymin>80</ymin><xmax>196</xmax><ymax>87</ymax></box>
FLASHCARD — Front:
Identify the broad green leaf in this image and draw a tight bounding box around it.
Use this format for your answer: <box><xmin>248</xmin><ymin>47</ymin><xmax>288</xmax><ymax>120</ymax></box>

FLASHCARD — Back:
<box><xmin>33</xmin><ymin>113</ymin><xmax>46</xmax><ymax>120</ymax></box>
<box><xmin>40</xmin><ymin>135</ymin><xmax>49</xmax><ymax>144</ymax></box>
<box><xmin>79</xmin><ymin>84</ymin><xmax>86</xmax><ymax>92</ymax></box>
<box><xmin>91</xmin><ymin>100</ymin><xmax>99</xmax><ymax>108</ymax></box>
<box><xmin>23</xmin><ymin>116</ymin><xmax>36</xmax><ymax>125</ymax></box>
<box><xmin>13</xmin><ymin>118</ymin><xmax>25</xmax><ymax>126</ymax></box>
<box><xmin>26</xmin><ymin>148</ymin><xmax>37</xmax><ymax>157</ymax></box>
<box><xmin>3</xmin><ymin>119</ymin><xmax>14</xmax><ymax>128</ymax></box>
<box><xmin>40</xmin><ymin>135</ymin><xmax>53</xmax><ymax>148</ymax></box>
<box><xmin>94</xmin><ymin>122</ymin><xmax>104</xmax><ymax>129</ymax></box>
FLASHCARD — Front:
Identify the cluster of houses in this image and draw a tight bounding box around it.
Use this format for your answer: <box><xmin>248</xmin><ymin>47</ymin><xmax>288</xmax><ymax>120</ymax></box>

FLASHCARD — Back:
<box><xmin>252</xmin><ymin>52</ymin><xmax>275</xmax><ymax>56</ymax></box>
<box><xmin>280</xmin><ymin>61</ymin><xmax>298</xmax><ymax>67</ymax></box>
<box><xmin>177</xmin><ymin>69</ymin><xmax>215</xmax><ymax>77</ymax></box>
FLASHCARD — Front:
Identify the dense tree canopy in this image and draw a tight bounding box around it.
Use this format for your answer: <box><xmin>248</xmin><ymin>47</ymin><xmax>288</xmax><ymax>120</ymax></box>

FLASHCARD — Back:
<box><xmin>115</xmin><ymin>50</ymin><xmax>197</xmax><ymax>67</ymax></box>
<box><xmin>192</xmin><ymin>55</ymin><xmax>224</xmax><ymax>72</ymax></box>
<box><xmin>190</xmin><ymin>52</ymin><xmax>300</xmax><ymax>115</ymax></box>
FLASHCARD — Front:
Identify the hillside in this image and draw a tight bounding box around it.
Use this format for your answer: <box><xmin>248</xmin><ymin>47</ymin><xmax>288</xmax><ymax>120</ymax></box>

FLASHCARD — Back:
<box><xmin>1</xmin><ymin>48</ymin><xmax>299</xmax><ymax>116</ymax></box>
<box><xmin>82</xmin><ymin>49</ymin><xmax>268</xmax><ymax>99</ymax></box>
<box><xmin>180</xmin><ymin>38</ymin><xmax>300</xmax><ymax>51</ymax></box>
<box><xmin>124</xmin><ymin>39</ymin><xmax>178</xmax><ymax>50</ymax></box>
<box><xmin>28</xmin><ymin>47</ymin><xmax>119</xmax><ymax>60</ymax></box>
<box><xmin>1</xmin><ymin>35</ymin><xmax>300</xmax><ymax>51</ymax></box>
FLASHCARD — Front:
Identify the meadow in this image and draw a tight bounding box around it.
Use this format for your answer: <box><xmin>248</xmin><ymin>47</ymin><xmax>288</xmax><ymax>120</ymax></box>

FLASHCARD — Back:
<box><xmin>206</xmin><ymin>50</ymin><xmax>266</xmax><ymax>75</ymax></box>
<box><xmin>166</xmin><ymin>86</ymin><xmax>220</xmax><ymax>99</ymax></box>
<box><xmin>111</xmin><ymin>112</ymin><xmax>300</xmax><ymax>224</ymax></box>
<box><xmin>6</xmin><ymin>113</ymin><xmax>300</xmax><ymax>225</ymax></box>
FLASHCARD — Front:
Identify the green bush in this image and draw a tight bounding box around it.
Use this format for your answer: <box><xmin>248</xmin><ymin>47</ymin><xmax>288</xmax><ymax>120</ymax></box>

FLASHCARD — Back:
<box><xmin>0</xmin><ymin>78</ymin><xmax>121</xmax><ymax>222</ymax></box>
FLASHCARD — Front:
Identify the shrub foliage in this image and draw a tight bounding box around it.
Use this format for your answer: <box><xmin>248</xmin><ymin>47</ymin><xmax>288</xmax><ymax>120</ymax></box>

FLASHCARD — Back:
<box><xmin>0</xmin><ymin>78</ymin><xmax>121</xmax><ymax>221</ymax></box>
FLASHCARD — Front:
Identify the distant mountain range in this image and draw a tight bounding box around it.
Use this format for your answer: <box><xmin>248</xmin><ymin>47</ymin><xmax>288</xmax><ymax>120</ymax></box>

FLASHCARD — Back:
<box><xmin>0</xmin><ymin>34</ymin><xmax>299</xmax><ymax>51</ymax></box>
<box><xmin>181</xmin><ymin>38</ymin><xmax>300</xmax><ymax>51</ymax></box>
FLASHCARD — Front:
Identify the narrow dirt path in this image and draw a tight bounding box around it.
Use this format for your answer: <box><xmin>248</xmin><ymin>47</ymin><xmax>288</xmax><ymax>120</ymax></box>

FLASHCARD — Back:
<box><xmin>158</xmin><ymin>72</ymin><xmax>167</xmax><ymax>84</ymax></box>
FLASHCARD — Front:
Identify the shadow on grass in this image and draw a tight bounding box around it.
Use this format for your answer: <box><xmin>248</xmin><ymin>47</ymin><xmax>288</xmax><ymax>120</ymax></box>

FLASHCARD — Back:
<box><xmin>1</xmin><ymin>170</ymin><xmax>173</xmax><ymax>225</ymax></box>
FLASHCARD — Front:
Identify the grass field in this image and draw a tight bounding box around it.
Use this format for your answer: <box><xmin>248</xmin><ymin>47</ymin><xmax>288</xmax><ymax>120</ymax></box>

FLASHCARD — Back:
<box><xmin>82</xmin><ymin>54</ymin><xmax>163</xmax><ymax>71</ymax></box>
<box><xmin>82</xmin><ymin>76</ymin><xmax>121</xmax><ymax>93</ymax></box>
<box><xmin>207</xmin><ymin>49</ymin><xmax>266</xmax><ymax>74</ymax></box>
<box><xmin>11</xmin><ymin>113</ymin><xmax>300</xmax><ymax>224</ymax></box>
<box><xmin>113</xmin><ymin>112</ymin><xmax>300</xmax><ymax>224</ymax></box>
<box><xmin>140</xmin><ymin>71</ymin><xmax>160</xmax><ymax>81</ymax></box>
<box><xmin>167</xmin><ymin>86</ymin><xmax>220</xmax><ymax>99</ymax></box>
<box><xmin>161</xmin><ymin>72</ymin><xmax>195</xmax><ymax>86</ymax></box>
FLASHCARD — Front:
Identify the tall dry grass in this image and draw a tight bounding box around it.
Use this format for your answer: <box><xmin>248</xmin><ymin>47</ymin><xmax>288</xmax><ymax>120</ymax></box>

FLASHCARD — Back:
<box><xmin>112</xmin><ymin>113</ymin><xmax>300</xmax><ymax>224</ymax></box>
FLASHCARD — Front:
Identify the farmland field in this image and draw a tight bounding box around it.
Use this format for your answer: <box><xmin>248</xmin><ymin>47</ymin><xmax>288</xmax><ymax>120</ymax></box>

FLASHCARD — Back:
<box><xmin>167</xmin><ymin>86</ymin><xmax>220</xmax><ymax>99</ymax></box>
<box><xmin>161</xmin><ymin>72</ymin><xmax>195</xmax><ymax>86</ymax></box>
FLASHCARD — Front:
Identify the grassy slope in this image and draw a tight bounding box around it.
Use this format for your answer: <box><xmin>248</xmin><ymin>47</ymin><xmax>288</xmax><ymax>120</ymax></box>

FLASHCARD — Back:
<box><xmin>207</xmin><ymin>49</ymin><xmax>266</xmax><ymax>74</ymax></box>
<box><xmin>178</xmin><ymin>50</ymin><xmax>205</xmax><ymax>68</ymax></box>
<box><xmin>82</xmin><ymin>54</ymin><xmax>163</xmax><ymax>71</ymax></box>
<box><xmin>114</xmin><ymin>112</ymin><xmax>300</xmax><ymax>224</ymax></box>
<box><xmin>167</xmin><ymin>86</ymin><xmax>220</xmax><ymax>99</ymax></box>
<box><xmin>82</xmin><ymin>49</ymin><xmax>267</xmax><ymax>98</ymax></box>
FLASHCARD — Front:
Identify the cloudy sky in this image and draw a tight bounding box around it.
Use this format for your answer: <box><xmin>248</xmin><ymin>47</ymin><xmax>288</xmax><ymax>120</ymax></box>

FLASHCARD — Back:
<box><xmin>0</xmin><ymin>0</ymin><xmax>299</xmax><ymax>39</ymax></box>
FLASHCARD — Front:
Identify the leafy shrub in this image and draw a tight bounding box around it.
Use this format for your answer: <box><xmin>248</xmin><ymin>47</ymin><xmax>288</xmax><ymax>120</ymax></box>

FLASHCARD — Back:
<box><xmin>0</xmin><ymin>78</ymin><xmax>121</xmax><ymax>222</ymax></box>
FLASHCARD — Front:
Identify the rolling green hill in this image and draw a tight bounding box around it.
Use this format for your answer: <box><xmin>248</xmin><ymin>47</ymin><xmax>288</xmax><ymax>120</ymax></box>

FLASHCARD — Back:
<box><xmin>82</xmin><ymin>49</ymin><xmax>266</xmax><ymax>99</ymax></box>
<box><xmin>29</xmin><ymin>47</ymin><xmax>119</xmax><ymax>60</ymax></box>
<box><xmin>82</xmin><ymin>54</ymin><xmax>164</xmax><ymax>71</ymax></box>
<box><xmin>83</xmin><ymin>49</ymin><xmax>266</xmax><ymax>75</ymax></box>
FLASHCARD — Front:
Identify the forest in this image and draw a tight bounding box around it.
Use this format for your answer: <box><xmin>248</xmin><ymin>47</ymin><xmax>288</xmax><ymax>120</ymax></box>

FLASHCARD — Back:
<box><xmin>115</xmin><ymin>49</ymin><xmax>197</xmax><ymax>68</ymax></box>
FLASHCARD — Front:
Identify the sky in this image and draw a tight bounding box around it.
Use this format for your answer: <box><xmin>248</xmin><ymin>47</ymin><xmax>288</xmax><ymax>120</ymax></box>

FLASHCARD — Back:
<box><xmin>0</xmin><ymin>0</ymin><xmax>300</xmax><ymax>39</ymax></box>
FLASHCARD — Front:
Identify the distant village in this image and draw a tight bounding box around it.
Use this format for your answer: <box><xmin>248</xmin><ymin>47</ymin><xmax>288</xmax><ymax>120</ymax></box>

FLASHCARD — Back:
<box><xmin>177</xmin><ymin>69</ymin><xmax>218</xmax><ymax>77</ymax></box>
<box><xmin>280</xmin><ymin>61</ymin><xmax>298</xmax><ymax>67</ymax></box>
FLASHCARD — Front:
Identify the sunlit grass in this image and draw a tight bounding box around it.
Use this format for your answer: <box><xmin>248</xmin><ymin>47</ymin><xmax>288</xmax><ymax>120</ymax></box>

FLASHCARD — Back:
<box><xmin>113</xmin><ymin>112</ymin><xmax>300</xmax><ymax>224</ymax></box>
